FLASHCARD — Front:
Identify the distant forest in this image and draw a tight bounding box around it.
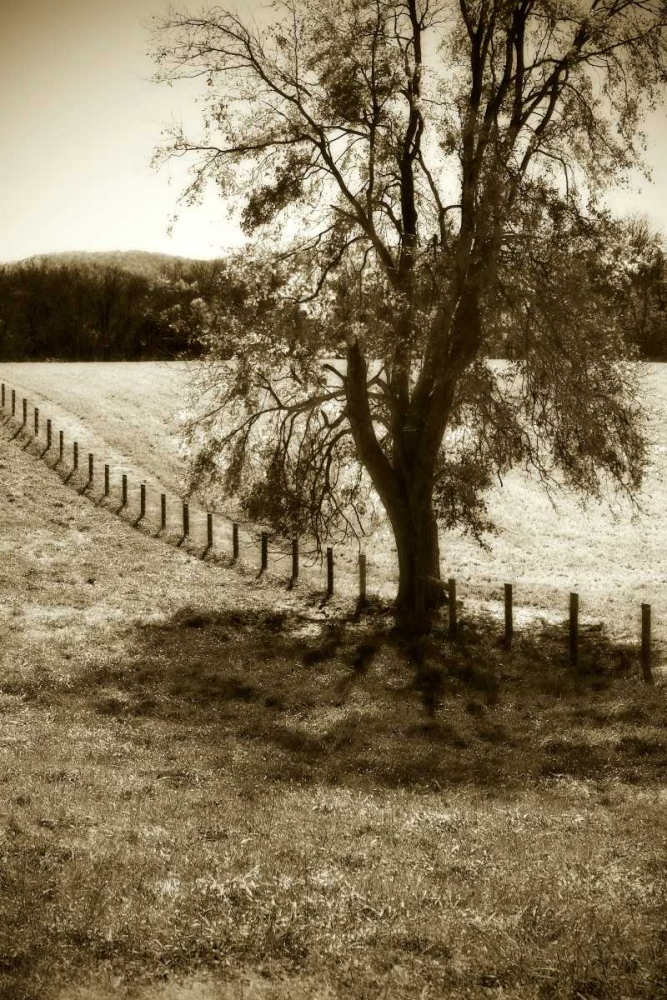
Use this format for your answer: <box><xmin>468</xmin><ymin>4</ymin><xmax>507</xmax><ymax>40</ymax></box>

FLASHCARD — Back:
<box><xmin>1</xmin><ymin>240</ymin><xmax>666</xmax><ymax>361</ymax></box>
<box><xmin>0</xmin><ymin>252</ymin><xmax>223</xmax><ymax>361</ymax></box>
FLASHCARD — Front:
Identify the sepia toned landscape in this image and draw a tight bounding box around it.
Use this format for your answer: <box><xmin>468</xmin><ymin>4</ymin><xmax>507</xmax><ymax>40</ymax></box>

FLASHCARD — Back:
<box><xmin>4</xmin><ymin>0</ymin><xmax>667</xmax><ymax>997</ymax></box>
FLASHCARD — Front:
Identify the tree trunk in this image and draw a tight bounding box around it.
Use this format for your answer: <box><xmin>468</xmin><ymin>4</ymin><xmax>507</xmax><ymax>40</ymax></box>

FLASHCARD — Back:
<box><xmin>391</xmin><ymin>496</ymin><xmax>444</xmax><ymax>632</ymax></box>
<box><xmin>345</xmin><ymin>338</ymin><xmax>446</xmax><ymax>631</ymax></box>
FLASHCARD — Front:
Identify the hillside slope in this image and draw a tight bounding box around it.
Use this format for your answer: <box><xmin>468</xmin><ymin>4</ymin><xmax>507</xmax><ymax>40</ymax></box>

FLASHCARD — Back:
<box><xmin>0</xmin><ymin>406</ymin><xmax>278</xmax><ymax>657</ymax></box>
<box><xmin>1</xmin><ymin>360</ymin><xmax>667</xmax><ymax>647</ymax></box>
<box><xmin>0</xmin><ymin>361</ymin><xmax>188</xmax><ymax>491</ymax></box>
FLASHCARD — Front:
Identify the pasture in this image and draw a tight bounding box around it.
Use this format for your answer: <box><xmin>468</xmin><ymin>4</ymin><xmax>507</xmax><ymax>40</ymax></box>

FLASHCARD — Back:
<box><xmin>2</xmin><ymin>360</ymin><xmax>667</xmax><ymax>637</ymax></box>
<box><xmin>0</xmin><ymin>361</ymin><xmax>666</xmax><ymax>999</ymax></box>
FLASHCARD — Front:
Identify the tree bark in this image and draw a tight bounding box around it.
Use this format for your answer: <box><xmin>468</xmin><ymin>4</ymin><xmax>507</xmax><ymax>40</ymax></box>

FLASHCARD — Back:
<box><xmin>390</xmin><ymin>493</ymin><xmax>443</xmax><ymax>632</ymax></box>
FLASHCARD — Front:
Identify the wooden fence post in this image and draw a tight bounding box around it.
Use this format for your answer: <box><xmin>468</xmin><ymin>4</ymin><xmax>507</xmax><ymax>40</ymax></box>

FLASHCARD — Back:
<box><xmin>34</xmin><ymin>407</ymin><xmax>39</xmax><ymax>437</ymax></box>
<box><xmin>448</xmin><ymin>577</ymin><xmax>457</xmax><ymax>636</ymax></box>
<box><xmin>291</xmin><ymin>538</ymin><xmax>299</xmax><ymax>581</ymax></box>
<box><xmin>359</xmin><ymin>552</ymin><xmax>367</xmax><ymax>604</ymax></box>
<box><xmin>104</xmin><ymin>464</ymin><xmax>109</xmax><ymax>497</ymax></box>
<box><xmin>182</xmin><ymin>502</ymin><xmax>189</xmax><ymax>536</ymax></box>
<box><xmin>326</xmin><ymin>546</ymin><xmax>334</xmax><ymax>597</ymax></box>
<box><xmin>46</xmin><ymin>419</ymin><xmax>52</xmax><ymax>451</ymax></box>
<box><xmin>11</xmin><ymin>390</ymin><xmax>15</xmax><ymax>416</ymax></box>
<box><xmin>232</xmin><ymin>522</ymin><xmax>239</xmax><ymax>561</ymax></box>
<box><xmin>160</xmin><ymin>493</ymin><xmax>166</xmax><ymax>531</ymax></box>
<box><xmin>59</xmin><ymin>430</ymin><xmax>63</xmax><ymax>461</ymax></box>
<box><xmin>261</xmin><ymin>531</ymin><xmax>268</xmax><ymax>571</ymax></box>
<box><xmin>73</xmin><ymin>442</ymin><xmax>78</xmax><ymax>470</ymax></box>
<box><xmin>88</xmin><ymin>453</ymin><xmax>94</xmax><ymax>484</ymax></box>
<box><xmin>504</xmin><ymin>583</ymin><xmax>513</xmax><ymax>645</ymax></box>
<box><xmin>22</xmin><ymin>398</ymin><xmax>27</xmax><ymax>426</ymax></box>
<box><xmin>569</xmin><ymin>592</ymin><xmax>579</xmax><ymax>667</ymax></box>
<box><xmin>140</xmin><ymin>484</ymin><xmax>146</xmax><ymax>520</ymax></box>
<box><xmin>641</xmin><ymin>603</ymin><xmax>653</xmax><ymax>685</ymax></box>
<box><xmin>207</xmin><ymin>512</ymin><xmax>213</xmax><ymax>549</ymax></box>
<box><xmin>122</xmin><ymin>474</ymin><xmax>127</xmax><ymax>507</ymax></box>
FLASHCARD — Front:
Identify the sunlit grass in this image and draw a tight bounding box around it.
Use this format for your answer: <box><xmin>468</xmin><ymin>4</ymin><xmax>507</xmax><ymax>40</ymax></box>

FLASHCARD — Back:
<box><xmin>0</xmin><ymin>361</ymin><xmax>188</xmax><ymax>489</ymax></box>
<box><xmin>2</xmin><ymin>361</ymin><xmax>667</xmax><ymax>648</ymax></box>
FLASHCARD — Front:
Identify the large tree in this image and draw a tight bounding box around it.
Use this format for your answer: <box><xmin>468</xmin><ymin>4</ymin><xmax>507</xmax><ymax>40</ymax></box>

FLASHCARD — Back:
<box><xmin>153</xmin><ymin>0</ymin><xmax>667</xmax><ymax>627</ymax></box>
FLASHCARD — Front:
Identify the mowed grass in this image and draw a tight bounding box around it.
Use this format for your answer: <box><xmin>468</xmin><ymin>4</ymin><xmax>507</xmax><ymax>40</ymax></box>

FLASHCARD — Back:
<box><xmin>0</xmin><ymin>361</ymin><xmax>340</xmax><ymax>593</ymax></box>
<box><xmin>2</xmin><ymin>360</ymin><xmax>667</xmax><ymax>643</ymax></box>
<box><xmin>1</xmin><ymin>413</ymin><xmax>667</xmax><ymax>999</ymax></box>
<box><xmin>0</xmin><ymin>361</ymin><xmax>189</xmax><ymax>491</ymax></box>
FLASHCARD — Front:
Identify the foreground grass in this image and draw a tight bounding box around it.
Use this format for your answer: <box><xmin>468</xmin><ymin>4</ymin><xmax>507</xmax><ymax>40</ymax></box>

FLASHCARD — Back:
<box><xmin>1</xmin><ymin>419</ymin><xmax>667</xmax><ymax>999</ymax></box>
<box><xmin>3</xmin><ymin>723</ymin><xmax>666</xmax><ymax>1000</ymax></box>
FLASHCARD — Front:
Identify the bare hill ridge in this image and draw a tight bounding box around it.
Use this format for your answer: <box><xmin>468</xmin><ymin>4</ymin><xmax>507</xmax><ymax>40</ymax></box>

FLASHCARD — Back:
<box><xmin>17</xmin><ymin>249</ymin><xmax>215</xmax><ymax>279</ymax></box>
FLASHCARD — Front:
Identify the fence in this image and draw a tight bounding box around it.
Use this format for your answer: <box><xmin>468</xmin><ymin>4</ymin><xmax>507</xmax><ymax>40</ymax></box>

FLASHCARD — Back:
<box><xmin>0</xmin><ymin>380</ymin><xmax>658</xmax><ymax>685</ymax></box>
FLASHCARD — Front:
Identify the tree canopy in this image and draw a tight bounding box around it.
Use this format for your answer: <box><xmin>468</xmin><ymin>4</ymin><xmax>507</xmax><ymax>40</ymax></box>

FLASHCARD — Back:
<box><xmin>153</xmin><ymin>0</ymin><xmax>667</xmax><ymax>626</ymax></box>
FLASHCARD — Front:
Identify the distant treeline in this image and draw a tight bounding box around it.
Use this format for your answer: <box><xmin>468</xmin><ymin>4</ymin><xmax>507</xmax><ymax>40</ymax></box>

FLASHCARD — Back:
<box><xmin>0</xmin><ymin>256</ymin><xmax>218</xmax><ymax>361</ymax></box>
<box><xmin>614</xmin><ymin>229</ymin><xmax>667</xmax><ymax>362</ymax></box>
<box><xmin>1</xmin><ymin>231</ymin><xmax>667</xmax><ymax>361</ymax></box>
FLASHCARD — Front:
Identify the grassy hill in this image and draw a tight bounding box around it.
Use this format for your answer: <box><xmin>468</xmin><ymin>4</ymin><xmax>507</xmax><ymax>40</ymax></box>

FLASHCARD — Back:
<box><xmin>0</xmin><ymin>371</ymin><xmax>666</xmax><ymax>1000</ymax></box>
<box><xmin>1</xmin><ymin>360</ymin><xmax>667</xmax><ymax>649</ymax></box>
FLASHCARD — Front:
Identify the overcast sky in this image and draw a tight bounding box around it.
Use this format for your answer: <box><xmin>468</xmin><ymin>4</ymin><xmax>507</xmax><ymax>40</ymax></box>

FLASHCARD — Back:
<box><xmin>2</xmin><ymin>0</ymin><xmax>667</xmax><ymax>265</ymax></box>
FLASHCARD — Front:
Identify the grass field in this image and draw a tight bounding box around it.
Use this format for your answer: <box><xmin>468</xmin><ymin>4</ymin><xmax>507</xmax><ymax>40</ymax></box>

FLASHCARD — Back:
<box><xmin>2</xmin><ymin>360</ymin><xmax>667</xmax><ymax>643</ymax></box>
<box><xmin>0</xmin><ymin>362</ymin><xmax>189</xmax><ymax>491</ymax></box>
<box><xmin>0</xmin><ymin>361</ymin><xmax>305</xmax><ymax>591</ymax></box>
<box><xmin>0</xmin><ymin>362</ymin><xmax>666</xmax><ymax>999</ymax></box>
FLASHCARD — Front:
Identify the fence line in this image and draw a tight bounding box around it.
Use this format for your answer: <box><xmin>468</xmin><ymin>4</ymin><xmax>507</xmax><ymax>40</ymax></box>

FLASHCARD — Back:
<box><xmin>0</xmin><ymin>379</ymin><xmax>660</xmax><ymax>684</ymax></box>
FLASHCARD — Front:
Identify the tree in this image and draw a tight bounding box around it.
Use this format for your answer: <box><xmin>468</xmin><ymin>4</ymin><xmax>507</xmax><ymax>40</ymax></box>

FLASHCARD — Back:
<box><xmin>611</xmin><ymin>216</ymin><xmax>667</xmax><ymax>359</ymax></box>
<box><xmin>152</xmin><ymin>0</ymin><xmax>667</xmax><ymax>628</ymax></box>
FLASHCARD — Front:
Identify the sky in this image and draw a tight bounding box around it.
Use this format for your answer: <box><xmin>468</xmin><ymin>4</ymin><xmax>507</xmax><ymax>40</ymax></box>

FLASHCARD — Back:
<box><xmin>1</xmin><ymin>0</ymin><xmax>667</xmax><ymax>265</ymax></box>
<box><xmin>0</xmin><ymin>0</ymin><xmax>248</xmax><ymax>264</ymax></box>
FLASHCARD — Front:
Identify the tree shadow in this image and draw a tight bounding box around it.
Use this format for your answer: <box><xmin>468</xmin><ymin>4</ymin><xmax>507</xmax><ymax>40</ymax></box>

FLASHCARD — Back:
<box><xmin>54</xmin><ymin>603</ymin><xmax>667</xmax><ymax>792</ymax></box>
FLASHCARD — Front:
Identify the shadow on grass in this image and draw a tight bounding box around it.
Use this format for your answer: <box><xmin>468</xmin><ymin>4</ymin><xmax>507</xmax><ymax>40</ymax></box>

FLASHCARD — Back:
<box><xmin>10</xmin><ymin>604</ymin><xmax>667</xmax><ymax>791</ymax></box>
